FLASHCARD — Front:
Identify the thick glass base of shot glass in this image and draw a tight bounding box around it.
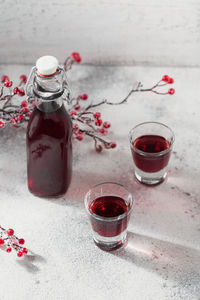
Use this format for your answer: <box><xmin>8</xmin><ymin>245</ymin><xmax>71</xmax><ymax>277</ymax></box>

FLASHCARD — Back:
<box><xmin>93</xmin><ymin>230</ymin><xmax>127</xmax><ymax>251</ymax></box>
<box><xmin>134</xmin><ymin>166</ymin><xmax>167</xmax><ymax>185</ymax></box>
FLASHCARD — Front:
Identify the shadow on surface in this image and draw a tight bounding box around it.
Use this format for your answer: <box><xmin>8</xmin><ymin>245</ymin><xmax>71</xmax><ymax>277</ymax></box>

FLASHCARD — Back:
<box><xmin>42</xmin><ymin>167</ymin><xmax>142</xmax><ymax>207</ymax></box>
<box><xmin>17</xmin><ymin>252</ymin><xmax>47</xmax><ymax>274</ymax></box>
<box><xmin>112</xmin><ymin>232</ymin><xmax>200</xmax><ymax>298</ymax></box>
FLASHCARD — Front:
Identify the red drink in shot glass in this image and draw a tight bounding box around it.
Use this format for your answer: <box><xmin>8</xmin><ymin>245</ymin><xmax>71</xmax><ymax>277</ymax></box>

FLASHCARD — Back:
<box><xmin>129</xmin><ymin>122</ymin><xmax>175</xmax><ymax>185</ymax></box>
<box><xmin>84</xmin><ymin>182</ymin><xmax>133</xmax><ymax>251</ymax></box>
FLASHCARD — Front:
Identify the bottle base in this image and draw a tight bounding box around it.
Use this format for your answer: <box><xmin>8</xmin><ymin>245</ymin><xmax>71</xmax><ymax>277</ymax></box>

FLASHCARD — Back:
<box><xmin>27</xmin><ymin>185</ymin><xmax>70</xmax><ymax>198</ymax></box>
<box><xmin>134</xmin><ymin>167</ymin><xmax>167</xmax><ymax>186</ymax></box>
<box><xmin>93</xmin><ymin>230</ymin><xmax>127</xmax><ymax>251</ymax></box>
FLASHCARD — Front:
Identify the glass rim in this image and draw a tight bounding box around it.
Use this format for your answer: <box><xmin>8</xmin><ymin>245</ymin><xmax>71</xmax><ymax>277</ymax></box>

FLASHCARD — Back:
<box><xmin>129</xmin><ymin>121</ymin><xmax>175</xmax><ymax>157</ymax></box>
<box><xmin>84</xmin><ymin>182</ymin><xmax>133</xmax><ymax>222</ymax></box>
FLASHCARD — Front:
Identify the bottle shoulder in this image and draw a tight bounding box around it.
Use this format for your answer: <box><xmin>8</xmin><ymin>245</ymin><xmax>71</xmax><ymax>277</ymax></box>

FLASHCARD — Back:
<box><xmin>29</xmin><ymin>104</ymin><xmax>70</xmax><ymax>119</ymax></box>
<box><xmin>27</xmin><ymin>105</ymin><xmax>72</xmax><ymax>139</ymax></box>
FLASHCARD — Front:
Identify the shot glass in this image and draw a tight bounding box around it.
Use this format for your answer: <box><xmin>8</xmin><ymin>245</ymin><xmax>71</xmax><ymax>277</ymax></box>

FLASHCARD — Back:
<box><xmin>84</xmin><ymin>182</ymin><xmax>133</xmax><ymax>251</ymax></box>
<box><xmin>129</xmin><ymin>122</ymin><xmax>175</xmax><ymax>185</ymax></box>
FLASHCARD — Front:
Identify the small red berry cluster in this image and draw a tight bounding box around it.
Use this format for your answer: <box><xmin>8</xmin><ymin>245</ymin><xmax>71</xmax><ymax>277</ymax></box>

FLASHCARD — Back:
<box><xmin>71</xmin><ymin>52</ymin><xmax>82</xmax><ymax>63</ymax></box>
<box><xmin>0</xmin><ymin>226</ymin><xmax>28</xmax><ymax>257</ymax></box>
<box><xmin>63</xmin><ymin>52</ymin><xmax>82</xmax><ymax>72</ymax></box>
<box><xmin>0</xmin><ymin>74</ymin><xmax>29</xmax><ymax>128</ymax></box>
<box><xmin>93</xmin><ymin>113</ymin><xmax>111</xmax><ymax>132</ymax></box>
<box><xmin>162</xmin><ymin>75</ymin><xmax>175</xmax><ymax>95</ymax></box>
<box><xmin>69</xmin><ymin>91</ymin><xmax>116</xmax><ymax>152</ymax></box>
<box><xmin>70</xmin><ymin>93</ymin><xmax>88</xmax><ymax>116</ymax></box>
<box><xmin>1</xmin><ymin>74</ymin><xmax>26</xmax><ymax>96</ymax></box>
<box><xmin>10</xmin><ymin>99</ymin><xmax>33</xmax><ymax>127</ymax></box>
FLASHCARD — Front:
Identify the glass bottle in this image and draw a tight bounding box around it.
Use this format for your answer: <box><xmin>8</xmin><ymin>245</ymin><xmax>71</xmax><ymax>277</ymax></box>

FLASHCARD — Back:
<box><xmin>26</xmin><ymin>56</ymin><xmax>72</xmax><ymax>197</ymax></box>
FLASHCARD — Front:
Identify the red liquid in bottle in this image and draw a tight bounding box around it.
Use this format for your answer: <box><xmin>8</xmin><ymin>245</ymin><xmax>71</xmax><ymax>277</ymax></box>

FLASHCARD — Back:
<box><xmin>132</xmin><ymin>135</ymin><xmax>171</xmax><ymax>173</ymax></box>
<box><xmin>89</xmin><ymin>196</ymin><xmax>130</xmax><ymax>237</ymax></box>
<box><xmin>27</xmin><ymin>103</ymin><xmax>72</xmax><ymax>197</ymax></box>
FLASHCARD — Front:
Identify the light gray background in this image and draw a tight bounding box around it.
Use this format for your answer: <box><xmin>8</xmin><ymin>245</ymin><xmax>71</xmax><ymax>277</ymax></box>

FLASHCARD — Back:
<box><xmin>0</xmin><ymin>0</ymin><xmax>199</xmax><ymax>66</ymax></box>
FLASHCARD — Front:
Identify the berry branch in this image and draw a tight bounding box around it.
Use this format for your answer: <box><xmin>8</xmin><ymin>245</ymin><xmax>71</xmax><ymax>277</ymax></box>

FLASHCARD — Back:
<box><xmin>0</xmin><ymin>226</ymin><xmax>27</xmax><ymax>257</ymax></box>
<box><xmin>0</xmin><ymin>53</ymin><xmax>175</xmax><ymax>151</ymax></box>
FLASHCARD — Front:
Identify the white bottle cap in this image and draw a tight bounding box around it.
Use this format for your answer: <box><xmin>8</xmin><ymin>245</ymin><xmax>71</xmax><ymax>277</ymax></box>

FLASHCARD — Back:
<box><xmin>36</xmin><ymin>55</ymin><xmax>59</xmax><ymax>76</ymax></box>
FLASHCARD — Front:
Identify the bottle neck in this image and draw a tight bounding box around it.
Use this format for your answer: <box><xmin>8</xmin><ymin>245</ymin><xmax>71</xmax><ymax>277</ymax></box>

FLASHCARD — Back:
<box><xmin>26</xmin><ymin>66</ymin><xmax>70</xmax><ymax>113</ymax></box>
<box><xmin>33</xmin><ymin>68</ymin><xmax>65</xmax><ymax>113</ymax></box>
<box><xmin>35</xmin><ymin>97</ymin><xmax>63</xmax><ymax>113</ymax></box>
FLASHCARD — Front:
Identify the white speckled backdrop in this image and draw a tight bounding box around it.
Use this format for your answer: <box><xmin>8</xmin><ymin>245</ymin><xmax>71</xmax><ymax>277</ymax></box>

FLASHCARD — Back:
<box><xmin>0</xmin><ymin>1</ymin><xmax>200</xmax><ymax>300</ymax></box>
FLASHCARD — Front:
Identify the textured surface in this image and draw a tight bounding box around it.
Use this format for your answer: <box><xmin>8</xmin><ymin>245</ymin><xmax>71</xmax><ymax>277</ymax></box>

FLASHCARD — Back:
<box><xmin>1</xmin><ymin>0</ymin><xmax>200</xmax><ymax>66</ymax></box>
<box><xmin>0</xmin><ymin>64</ymin><xmax>200</xmax><ymax>300</ymax></box>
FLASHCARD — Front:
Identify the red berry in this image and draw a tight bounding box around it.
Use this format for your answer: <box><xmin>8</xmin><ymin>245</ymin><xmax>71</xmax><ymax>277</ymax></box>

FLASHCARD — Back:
<box><xmin>99</xmin><ymin>128</ymin><xmax>107</xmax><ymax>135</ymax></box>
<box><xmin>96</xmin><ymin>145</ymin><xmax>103</xmax><ymax>152</ymax></box>
<box><xmin>73</xmin><ymin>123</ymin><xmax>79</xmax><ymax>131</ymax></box>
<box><xmin>13</xmin><ymin>87</ymin><xmax>19</xmax><ymax>94</ymax></box>
<box><xmin>70</xmin><ymin>110</ymin><xmax>77</xmax><ymax>116</ymax></box>
<box><xmin>26</xmin><ymin>112</ymin><xmax>32</xmax><ymax>117</ymax></box>
<box><xmin>1</xmin><ymin>75</ymin><xmax>9</xmax><ymax>83</ymax></box>
<box><xmin>168</xmin><ymin>77</ymin><xmax>174</xmax><ymax>84</ymax></box>
<box><xmin>0</xmin><ymin>121</ymin><xmax>5</xmax><ymax>128</ymax></box>
<box><xmin>95</xmin><ymin>119</ymin><xmax>102</xmax><ymax>126</ymax></box>
<box><xmin>7</xmin><ymin>228</ymin><xmax>14</xmax><ymax>236</ymax></box>
<box><xmin>76</xmin><ymin>57</ymin><xmax>81</xmax><ymax>63</ymax></box>
<box><xmin>22</xmin><ymin>108</ymin><xmax>29</xmax><ymax>113</ymax></box>
<box><xmin>75</xmin><ymin>105</ymin><xmax>80</xmax><ymax>111</ymax></box>
<box><xmin>18</xmin><ymin>114</ymin><xmax>25</xmax><ymax>121</ymax></box>
<box><xmin>71</xmin><ymin>52</ymin><xmax>82</xmax><ymax>63</ymax></box>
<box><xmin>168</xmin><ymin>88</ymin><xmax>175</xmax><ymax>95</ymax></box>
<box><xmin>110</xmin><ymin>142</ymin><xmax>117</xmax><ymax>149</ymax></box>
<box><xmin>0</xmin><ymin>239</ymin><xmax>4</xmax><ymax>245</ymax></box>
<box><xmin>17</xmin><ymin>251</ymin><xmax>23</xmax><ymax>257</ymax></box>
<box><xmin>77</xmin><ymin>135</ymin><xmax>83</xmax><ymax>141</ymax></box>
<box><xmin>18</xmin><ymin>238</ymin><xmax>25</xmax><ymax>245</ymax></box>
<box><xmin>103</xmin><ymin>122</ymin><xmax>111</xmax><ymax>129</ymax></box>
<box><xmin>11</xmin><ymin>117</ymin><xmax>17</xmax><ymax>124</ymax></box>
<box><xmin>162</xmin><ymin>75</ymin><xmax>169</xmax><ymax>82</ymax></box>
<box><xmin>18</xmin><ymin>89</ymin><xmax>25</xmax><ymax>96</ymax></box>
<box><xmin>6</xmin><ymin>247</ymin><xmax>12</xmax><ymax>253</ymax></box>
<box><xmin>21</xmin><ymin>100</ymin><xmax>28</xmax><ymax>107</ymax></box>
<box><xmin>94</xmin><ymin>112</ymin><xmax>101</xmax><ymax>119</ymax></box>
<box><xmin>22</xmin><ymin>248</ymin><xmax>28</xmax><ymax>254</ymax></box>
<box><xmin>81</xmin><ymin>93</ymin><xmax>88</xmax><ymax>100</ymax></box>
<box><xmin>4</xmin><ymin>80</ymin><xmax>13</xmax><ymax>87</ymax></box>
<box><xmin>20</xmin><ymin>74</ymin><xmax>27</xmax><ymax>83</ymax></box>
